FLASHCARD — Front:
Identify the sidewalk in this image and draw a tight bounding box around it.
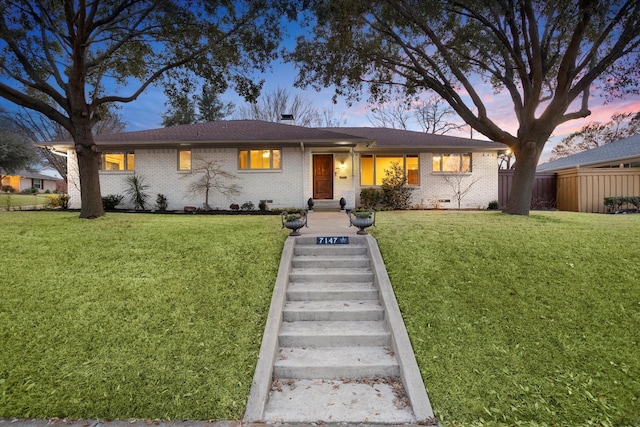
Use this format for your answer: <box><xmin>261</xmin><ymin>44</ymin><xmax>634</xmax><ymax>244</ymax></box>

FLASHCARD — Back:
<box><xmin>293</xmin><ymin>211</ymin><xmax>360</xmax><ymax>236</ymax></box>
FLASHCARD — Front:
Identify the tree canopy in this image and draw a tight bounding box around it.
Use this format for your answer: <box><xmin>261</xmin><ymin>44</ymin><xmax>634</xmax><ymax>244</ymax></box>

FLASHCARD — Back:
<box><xmin>551</xmin><ymin>111</ymin><xmax>640</xmax><ymax>159</ymax></box>
<box><xmin>0</xmin><ymin>129</ymin><xmax>37</xmax><ymax>178</ymax></box>
<box><xmin>0</xmin><ymin>0</ymin><xmax>291</xmax><ymax>217</ymax></box>
<box><xmin>289</xmin><ymin>0</ymin><xmax>640</xmax><ymax>214</ymax></box>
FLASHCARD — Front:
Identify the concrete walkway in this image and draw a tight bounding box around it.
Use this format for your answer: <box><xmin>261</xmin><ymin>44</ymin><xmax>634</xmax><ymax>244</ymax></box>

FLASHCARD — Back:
<box><xmin>245</xmin><ymin>212</ymin><xmax>436</xmax><ymax>425</ymax></box>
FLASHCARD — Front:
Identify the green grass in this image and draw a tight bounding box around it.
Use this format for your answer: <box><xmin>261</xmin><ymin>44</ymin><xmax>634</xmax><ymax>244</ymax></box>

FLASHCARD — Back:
<box><xmin>371</xmin><ymin>211</ymin><xmax>640</xmax><ymax>427</ymax></box>
<box><xmin>1</xmin><ymin>211</ymin><xmax>639</xmax><ymax>425</ymax></box>
<box><xmin>0</xmin><ymin>212</ymin><xmax>285</xmax><ymax>420</ymax></box>
<box><xmin>1</xmin><ymin>193</ymin><xmax>53</xmax><ymax>208</ymax></box>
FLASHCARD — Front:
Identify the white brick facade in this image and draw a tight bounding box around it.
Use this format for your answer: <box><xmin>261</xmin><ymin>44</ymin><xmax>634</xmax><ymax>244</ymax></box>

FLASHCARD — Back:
<box><xmin>67</xmin><ymin>148</ymin><xmax>499</xmax><ymax>211</ymax></box>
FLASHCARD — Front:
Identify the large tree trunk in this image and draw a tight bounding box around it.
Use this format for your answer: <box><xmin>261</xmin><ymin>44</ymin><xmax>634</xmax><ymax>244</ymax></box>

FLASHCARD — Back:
<box><xmin>72</xmin><ymin>118</ymin><xmax>105</xmax><ymax>219</ymax></box>
<box><xmin>504</xmin><ymin>139</ymin><xmax>544</xmax><ymax>215</ymax></box>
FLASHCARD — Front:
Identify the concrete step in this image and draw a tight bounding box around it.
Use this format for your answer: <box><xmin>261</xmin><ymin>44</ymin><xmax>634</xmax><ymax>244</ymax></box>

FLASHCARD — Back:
<box><xmin>287</xmin><ymin>282</ymin><xmax>378</xmax><ymax>301</ymax></box>
<box><xmin>294</xmin><ymin>245</ymin><xmax>367</xmax><ymax>256</ymax></box>
<box><xmin>279</xmin><ymin>320</ymin><xmax>390</xmax><ymax>347</ymax></box>
<box><xmin>283</xmin><ymin>300</ymin><xmax>384</xmax><ymax>321</ymax></box>
<box><xmin>289</xmin><ymin>268</ymin><xmax>374</xmax><ymax>283</ymax></box>
<box><xmin>263</xmin><ymin>378</ymin><xmax>415</xmax><ymax>424</ymax></box>
<box><xmin>292</xmin><ymin>255</ymin><xmax>370</xmax><ymax>269</ymax></box>
<box><xmin>274</xmin><ymin>346</ymin><xmax>399</xmax><ymax>379</ymax></box>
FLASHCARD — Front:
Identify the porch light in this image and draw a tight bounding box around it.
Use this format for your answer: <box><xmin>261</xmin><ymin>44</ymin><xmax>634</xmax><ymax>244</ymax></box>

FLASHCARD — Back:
<box><xmin>339</xmin><ymin>162</ymin><xmax>346</xmax><ymax>170</ymax></box>
<box><xmin>262</xmin><ymin>150</ymin><xmax>270</xmax><ymax>158</ymax></box>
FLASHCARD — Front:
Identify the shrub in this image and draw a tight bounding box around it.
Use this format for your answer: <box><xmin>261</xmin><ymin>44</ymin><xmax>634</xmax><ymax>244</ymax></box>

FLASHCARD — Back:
<box><xmin>2</xmin><ymin>185</ymin><xmax>14</xmax><ymax>193</ymax></box>
<box><xmin>381</xmin><ymin>162</ymin><xmax>413</xmax><ymax>210</ymax></box>
<box><xmin>102</xmin><ymin>194</ymin><xmax>124</xmax><ymax>210</ymax></box>
<box><xmin>156</xmin><ymin>194</ymin><xmax>168</xmax><ymax>211</ymax></box>
<box><xmin>259</xmin><ymin>200</ymin><xmax>268</xmax><ymax>211</ymax></box>
<box><xmin>488</xmin><ymin>200</ymin><xmax>500</xmax><ymax>210</ymax></box>
<box><xmin>21</xmin><ymin>187</ymin><xmax>39</xmax><ymax>194</ymax></box>
<box><xmin>360</xmin><ymin>188</ymin><xmax>382</xmax><ymax>209</ymax></box>
<box><xmin>604</xmin><ymin>196</ymin><xmax>640</xmax><ymax>212</ymax></box>
<box><xmin>241</xmin><ymin>201</ymin><xmax>255</xmax><ymax>211</ymax></box>
<box><xmin>229</xmin><ymin>203</ymin><xmax>240</xmax><ymax>211</ymax></box>
<box><xmin>47</xmin><ymin>193</ymin><xmax>70</xmax><ymax>209</ymax></box>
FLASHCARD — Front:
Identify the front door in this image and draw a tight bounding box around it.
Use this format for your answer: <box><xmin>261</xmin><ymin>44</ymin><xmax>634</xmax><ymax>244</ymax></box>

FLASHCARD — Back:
<box><xmin>313</xmin><ymin>154</ymin><xmax>334</xmax><ymax>199</ymax></box>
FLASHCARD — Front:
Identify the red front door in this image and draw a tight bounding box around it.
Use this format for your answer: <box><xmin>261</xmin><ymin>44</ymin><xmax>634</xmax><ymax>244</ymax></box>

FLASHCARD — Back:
<box><xmin>313</xmin><ymin>154</ymin><xmax>334</xmax><ymax>199</ymax></box>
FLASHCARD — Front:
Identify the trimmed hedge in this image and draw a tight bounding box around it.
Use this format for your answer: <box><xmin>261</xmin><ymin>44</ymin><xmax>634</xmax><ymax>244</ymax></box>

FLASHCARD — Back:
<box><xmin>604</xmin><ymin>196</ymin><xmax>640</xmax><ymax>213</ymax></box>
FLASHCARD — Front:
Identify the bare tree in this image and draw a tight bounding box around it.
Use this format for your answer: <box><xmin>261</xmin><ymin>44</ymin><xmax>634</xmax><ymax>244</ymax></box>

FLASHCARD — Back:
<box><xmin>367</xmin><ymin>101</ymin><xmax>413</xmax><ymax>129</ymax></box>
<box><xmin>414</xmin><ymin>96</ymin><xmax>465</xmax><ymax>134</ymax></box>
<box><xmin>183</xmin><ymin>158</ymin><xmax>241</xmax><ymax>210</ymax></box>
<box><xmin>551</xmin><ymin>111</ymin><xmax>640</xmax><ymax>160</ymax></box>
<box><xmin>443</xmin><ymin>172</ymin><xmax>481</xmax><ymax>210</ymax></box>
<box><xmin>235</xmin><ymin>87</ymin><xmax>322</xmax><ymax>127</ymax></box>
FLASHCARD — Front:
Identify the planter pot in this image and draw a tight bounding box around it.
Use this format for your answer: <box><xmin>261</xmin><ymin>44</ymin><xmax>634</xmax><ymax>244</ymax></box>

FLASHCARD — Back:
<box><xmin>281</xmin><ymin>211</ymin><xmax>308</xmax><ymax>236</ymax></box>
<box><xmin>348</xmin><ymin>210</ymin><xmax>376</xmax><ymax>235</ymax></box>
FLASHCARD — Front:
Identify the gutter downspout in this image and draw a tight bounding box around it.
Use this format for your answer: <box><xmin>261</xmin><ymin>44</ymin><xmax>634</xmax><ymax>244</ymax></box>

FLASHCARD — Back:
<box><xmin>300</xmin><ymin>142</ymin><xmax>305</xmax><ymax>207</ymax></box>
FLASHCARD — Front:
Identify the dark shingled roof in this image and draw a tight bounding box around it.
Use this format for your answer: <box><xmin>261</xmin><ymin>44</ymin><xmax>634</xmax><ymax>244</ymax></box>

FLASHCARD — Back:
<box><xmin>323</xmin><ymin>127</ymin><xmax>506</xmax><ymax>150</ymax></box>
<box><xmin>537</xmin><ymin>134</ymin><xmax>640</xmax><ymax>172</ymax></box>
<box><xmin>49</xmin><ymin>120</ymin><xmax>506</xmax><ymax>151</ymax></box>
<box><xmin>90</xmin><ymin>120</ymin><xmax>371</xmax><ymax>146</ymax></box>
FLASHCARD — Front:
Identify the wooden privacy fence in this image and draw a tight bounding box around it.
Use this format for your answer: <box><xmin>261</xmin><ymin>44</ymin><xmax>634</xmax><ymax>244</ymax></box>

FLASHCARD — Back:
<box><xmin>498</xmin><ymin>170</ymin><xmax>557</xmax><ymax>209</ymax></box>
<box><xmin>556</xmin><ymin>167</ymin><xmax>640</xmax><ymax>213</ymax></box>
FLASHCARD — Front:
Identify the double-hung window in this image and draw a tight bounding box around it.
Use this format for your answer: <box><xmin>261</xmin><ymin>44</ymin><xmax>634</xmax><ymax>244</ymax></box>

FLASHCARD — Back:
<box><xmin>360</xmin><ymin>155</ymin><xmax>419</xmax><ymax>186</ymax></box>
<box><xmin>432</xmin><ymin>153</ymin><xmax>472</xmax><ymax>173</ymax></box>
<box><xmin>101</xmin><ymin>152</ymin><xmax>135</xmax><ymax>171</ymax></box>
<box><xmin>238</xmin><ymin>149</ymin><xmax>281</xmax><ymax>170</ymax></box>
<box><xmin>178</xmin><ymin>149</ymin><xmax>191</xmax><ymax>171</ymax></box>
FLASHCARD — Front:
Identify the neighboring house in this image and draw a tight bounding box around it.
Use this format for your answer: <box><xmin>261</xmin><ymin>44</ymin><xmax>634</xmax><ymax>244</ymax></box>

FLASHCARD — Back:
<box><xmin>537</xmin><ymin>134</ymin><xmax>640</xmax><ymax>213</ymax></box>
<box><xmin>50</xmin><ymin>120</ymin><xmax>506</xmax><ymax>211</ymax></box>
<box><xmin>1</xmin><ymin>169</ymin><xmax>62</xmax><ymax>193</ymax></box>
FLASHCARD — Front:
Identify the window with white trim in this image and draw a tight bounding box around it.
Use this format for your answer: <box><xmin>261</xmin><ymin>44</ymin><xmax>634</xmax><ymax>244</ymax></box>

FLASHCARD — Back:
<box><xmin>360</xmin><ymin>155</ymin><xmax>419</xmax><ymax>186</ymax></box>
<box><xmin>238</xmin><ymin>149</ymin><xmax>281</xmax><ymax>170</ymax></box>
<box><xmin>432</xmin><ymin>153</ymin><xmax>472</xmax><ymax>173</ymax></box>
<box><xmin>178</xmin><ymin>149</ymin><xmax>191</xmax><ymax>170</ymax></box>
<box><xmin>101</xmin><ymin>152</ymin><xmax>135</xmax><ymax>171</ymax></box>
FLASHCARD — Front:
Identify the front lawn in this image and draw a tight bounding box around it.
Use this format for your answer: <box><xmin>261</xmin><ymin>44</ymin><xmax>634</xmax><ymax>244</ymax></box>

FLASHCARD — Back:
<box><xmin>1</xmin><ymin>211</ymin><xmax>638</xmax><ymax>426</ymax></box>
<box><xmin>1</xmin><ymin>193</ymin><xmax>54</xmax><ymax>209</ymax></box>
<box><xmin>371</xmin><ymin>211</ymin><xmax>640</xmax><ymax>427</ymax></box>
<box><xmin>0</xmin><ymin>212</ymin><xmax>284</xmax><ymax>420</ymax></box>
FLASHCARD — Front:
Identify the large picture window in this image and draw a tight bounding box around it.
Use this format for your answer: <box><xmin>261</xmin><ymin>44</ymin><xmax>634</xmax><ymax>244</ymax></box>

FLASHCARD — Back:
<box><xmin>178</xmin><ymin>149</ymin><xmax>191</xmax><ymax>171</ymax></box>
<box><xmin>239</xmin><ymin>149</ymin><xmax>281</xmax><ymax>170</ymax></box>
<box><xmin>102</xmin><ymin>152</ymin><xmax>135</xmax><ymax>171</ymax></box>
<box><xmin>360</xmin><ymin>155</ymin><xmax>419</xmax><ymax>186</ymax></box>
<box><xmin>432</xmin><ymin>153</ymin><xmax>471</xmax><ymax>173</ymax></box>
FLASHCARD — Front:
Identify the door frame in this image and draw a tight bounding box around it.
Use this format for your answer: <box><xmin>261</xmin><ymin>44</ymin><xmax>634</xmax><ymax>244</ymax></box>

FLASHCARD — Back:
<box><xmin>312</xmin><ymin>153</ymin><xmax>334</xmax><ymax>199</ymax></box>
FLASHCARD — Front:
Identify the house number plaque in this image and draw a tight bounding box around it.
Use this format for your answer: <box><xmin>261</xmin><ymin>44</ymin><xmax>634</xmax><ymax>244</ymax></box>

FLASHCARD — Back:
<box><xmin>316</xmin><ymin>236</ymin><xmax>349</xmax><ymax>244</ymax></box>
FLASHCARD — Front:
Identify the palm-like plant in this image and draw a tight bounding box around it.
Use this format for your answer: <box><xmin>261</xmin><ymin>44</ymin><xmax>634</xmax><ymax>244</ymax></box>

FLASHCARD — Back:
<box><xmin>124</xmin><ymin>174</ymin><xmax>150</xmax><ymax>210</ymax></box>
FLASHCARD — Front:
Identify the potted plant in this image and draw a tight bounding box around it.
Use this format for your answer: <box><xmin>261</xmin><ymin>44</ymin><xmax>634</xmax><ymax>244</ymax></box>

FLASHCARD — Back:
<box><xmin>307</xmin><ymin>197</ymin><xmax>314</xmax><ymax>211</ymax></box>
<box><xmin>281</xmin><ymin>210</ymin><xmax>308</xmax><ymax>236</ymax></box>
<box><xmin>339</xmin><ymin>197</ymin><xmax>346</xmax><ymax>211</ymax></box>
<box><xmin>347</xmin><ymin>209</ymin><xmax>376</xmax><ymax>235</ymax></box>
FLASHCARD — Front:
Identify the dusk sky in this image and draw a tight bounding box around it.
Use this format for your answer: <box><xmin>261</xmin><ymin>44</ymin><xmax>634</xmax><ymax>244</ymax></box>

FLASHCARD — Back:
<box><xmin>118</xmin><ymin>53</ymin><xmax>640</xmax><ymax>164</ymax></box>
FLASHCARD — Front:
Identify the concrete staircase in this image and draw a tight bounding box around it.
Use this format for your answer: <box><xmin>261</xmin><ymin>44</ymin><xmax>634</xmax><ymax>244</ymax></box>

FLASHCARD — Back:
<box><xmin>245</xmin><ymin>236</ymin><xmax>436</xmax><ymax>424</ymax></box>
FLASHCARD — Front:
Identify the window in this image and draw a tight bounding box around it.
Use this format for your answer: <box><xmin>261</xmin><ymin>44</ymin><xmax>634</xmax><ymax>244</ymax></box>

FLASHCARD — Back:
<box><xmin>33</xmin><ymin>179</ymin><xmax>42</xmax><ymax>189</ymax></box>
<box><xmin>102</xmin><ymin>152</ymin><xmax>135</xmax><ymax>171</ymax></box>
<box><xmin>239</xmin><ymin>149</ymin><xmax>281</xmax><ymax>170</ymax></box>
<box><xmin>360</xmin><ymin>155</ymin><xmax>419</xmax><ymax>186</ymax></box>
<box><xmin>432</xmin><ymin>153</ymin><xmax>471</xmax><ymax>173</ymax></box>
<box><xmin>178</xmin><ymin>149</ymin><xmax>191</xmax><ymax>170</ymax></box>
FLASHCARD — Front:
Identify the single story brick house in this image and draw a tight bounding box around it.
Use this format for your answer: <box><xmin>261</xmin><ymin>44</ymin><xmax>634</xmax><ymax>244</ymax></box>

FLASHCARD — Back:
<box><xmin>1</xmin><ymin>169</ymin><xmax>63</xmax><ymax>193</ymax></box>
<box><xmin>52</xmin><ymin>120</ymin><xmax>506</xmax><ymax>211</ymax></box>
<box><xmin>537</xmin><ymin>134</ymin><xmax>640</xmax><ymax>213</ymax></box>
